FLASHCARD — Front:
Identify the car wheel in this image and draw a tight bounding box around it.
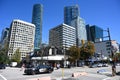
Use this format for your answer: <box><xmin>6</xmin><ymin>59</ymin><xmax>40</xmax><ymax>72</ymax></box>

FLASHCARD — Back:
<box><xmin>32</xmin><ymin>71</ymin><xmax>35</xmax><ymax>75</ymax></box>
<box><xmin>2</xmin><ymin>67</ymin><xmax>5</xmax><ymax>69</ymax></box>
<box><xmin>48</xmin><ymin>70</ymin><xmax>52</xmax><ymax>73</ymax></box>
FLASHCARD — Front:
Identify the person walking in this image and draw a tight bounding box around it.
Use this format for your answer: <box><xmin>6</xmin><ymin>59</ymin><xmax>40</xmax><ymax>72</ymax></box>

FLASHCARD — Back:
<box><xmin>20</xmin><ymin>63</ymin><xmax>25</xmax><ymax>71</ymax></box>
<box><xmin>56</xmin><ymin>63</ymin><xmax>60</xmax><ymax>69</ymax></box>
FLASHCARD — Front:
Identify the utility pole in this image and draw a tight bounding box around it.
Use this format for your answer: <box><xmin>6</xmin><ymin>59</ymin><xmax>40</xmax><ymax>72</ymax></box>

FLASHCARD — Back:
<box><xmin>107</xmin><ymin>28</ymin><xmax>116</xmax><ymax>76</ymax></box>
<box><xmin>64</xmin><ymin>40</ymin><xmax>66</xmax><ymax>67</ymax></box>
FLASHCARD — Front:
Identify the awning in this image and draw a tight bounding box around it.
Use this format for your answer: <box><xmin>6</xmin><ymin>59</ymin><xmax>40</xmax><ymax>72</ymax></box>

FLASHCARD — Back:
<box><xmin>31</xmin><ymin>55</ymin><xmax>66</xmax><ymax>61</ymax></box>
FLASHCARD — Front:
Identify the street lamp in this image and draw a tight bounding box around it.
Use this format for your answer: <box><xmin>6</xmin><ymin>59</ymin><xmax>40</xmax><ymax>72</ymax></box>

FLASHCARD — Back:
<box><xmin>63</xmin><ymin>40</ymin><xmax>66</xmax><ymax>67</ymax></box>
<box><xmin>105</xmin><ymin>28</ymin><xmax>116</xmax><ymax>76</ymax></box>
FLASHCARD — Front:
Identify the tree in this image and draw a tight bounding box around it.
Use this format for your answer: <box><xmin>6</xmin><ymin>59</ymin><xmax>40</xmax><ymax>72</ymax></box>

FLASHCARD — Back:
<box><xmin>114</xmin><ymin>52</ymin><xmax>120</xmax><ymax>62</ymax></box>
<box><xmin>0</xmin><ymin>42</ymin><xmax>9</xmax><ymax>64</ymax></box>
<box><xmin>11</xmin><ymin>48</ymin><xmax>21</xmax><ymax>63</ymax></box>
<box><xmin>68</xmin><ymin>46</ymin><xmax>80</xmax><ymax>64</ymax></box>
<box><xmin>80</xmin><ymin>41</ymin><xmax>95</xmax><ymax>60</ymax></box>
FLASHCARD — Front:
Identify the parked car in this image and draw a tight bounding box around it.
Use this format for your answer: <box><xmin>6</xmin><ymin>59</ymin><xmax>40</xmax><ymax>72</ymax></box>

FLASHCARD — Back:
<box><xmin>102</xmin><ymin>63</ymin><xmax>108</xmax><ymax>67</ymax></box>
<box><xmin>97</xmin><ymin>63</ymin><xmax>103</xmax><ymax>67</ymax></box>
<box><xmin>0</xmin><ymin>63</ymin><xmax>6</xmax><ymax>69</ymax></box>
<box><xmin>116</xmin><ymin>63</ymin><xmax>120</xmax><ymax>66</ymax></box>
<box><xmin>97</xmin><ymin>69</ymin><xmax>108</xmax><ymax>73</ymax></box>
<box><xmin>10</xmin><ymin>62</ymin><xmax>17</xmax><ymax>67</ymax></box>
<box><xmin>89</xmin><ymin>64</ymin><xmax>98</xmax><ymax>68</ymax></box>
<box><xmin>24</xmin><ymin>65</ymin><xmax>54</xmax><ymax>75</ymax></box>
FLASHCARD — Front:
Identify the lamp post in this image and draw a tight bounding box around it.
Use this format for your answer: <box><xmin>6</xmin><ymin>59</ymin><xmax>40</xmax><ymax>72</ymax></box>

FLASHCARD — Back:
<box><xmin>63</xmin><ymin>40</ymin><xmax>66</xmax><ymax>67</ymax></box>
<box><xmin>102</xmin><ymin>28</ymin><xmax>116</xmax><ymax>76</ymax></box>
<box><xmin>62</xmin><ymin>40</ymin><xmax>66</xmax><ymax>79</ymax></box>
<box><xmin>107</xmin><ymin>28</ymin><xmax>116</xmax><ymax>76</ymax></box>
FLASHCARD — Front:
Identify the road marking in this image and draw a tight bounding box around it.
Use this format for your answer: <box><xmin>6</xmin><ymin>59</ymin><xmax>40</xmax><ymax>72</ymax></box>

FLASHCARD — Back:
<box><xmin>103</xmin><ymin>77</ymin><xmax>111</xmax><ymax>80</ymax></box>
<box><xmin>0</xmin><ymin>74</ymin><xmax>7</xmax><ymax>80</ymax></box>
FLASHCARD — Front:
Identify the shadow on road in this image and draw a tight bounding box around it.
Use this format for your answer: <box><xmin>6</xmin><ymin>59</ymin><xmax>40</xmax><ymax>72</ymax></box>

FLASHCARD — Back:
<box><xmin>116</xmin><ymin>72</ymin><xmax>120</xmax><ymax>76</ymax></box>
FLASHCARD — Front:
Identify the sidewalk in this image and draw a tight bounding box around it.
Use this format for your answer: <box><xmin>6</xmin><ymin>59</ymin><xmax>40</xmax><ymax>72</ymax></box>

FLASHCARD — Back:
<box><xmin>52</xmin><ymin>76</ymin><xmax>120</xmax><ymax>80</ymax></box>
<box><xmin>52</xmin><ymin>73</ymin><xmax>120</xmax><ymax>80</ymax></box>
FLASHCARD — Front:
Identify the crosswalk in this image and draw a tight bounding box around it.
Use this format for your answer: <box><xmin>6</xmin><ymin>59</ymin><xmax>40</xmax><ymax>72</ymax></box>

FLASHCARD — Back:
<box><xmin>0</xmin><ymin>74</ymin><xmax>7</xmax><ymax>80</ymax></box>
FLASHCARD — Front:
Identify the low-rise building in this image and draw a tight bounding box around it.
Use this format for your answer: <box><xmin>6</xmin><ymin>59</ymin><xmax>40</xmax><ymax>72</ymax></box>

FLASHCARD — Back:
<box><xmin>95</xmin><ymin>40</ymin><xmax>119</xmax><ymax>60</ymax></box>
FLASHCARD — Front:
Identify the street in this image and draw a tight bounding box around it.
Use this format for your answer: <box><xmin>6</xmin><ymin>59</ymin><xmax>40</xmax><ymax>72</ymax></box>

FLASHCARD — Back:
<box><xmin>0</xmin><ymin>66</ymin><xmax>120</xmax><ymax>80</ymax></box>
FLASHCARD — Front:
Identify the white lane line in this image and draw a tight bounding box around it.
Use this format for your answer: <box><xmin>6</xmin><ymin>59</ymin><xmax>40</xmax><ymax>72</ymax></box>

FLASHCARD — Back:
<box><xmin>0</xmin><ymin>74</ymin><xmax>7</xmax><ymax>80</ymax></box>
<box><xmin>103</xmin><ymin>77</ymin><xmax>111</xmax><ymax>80</ymax></box>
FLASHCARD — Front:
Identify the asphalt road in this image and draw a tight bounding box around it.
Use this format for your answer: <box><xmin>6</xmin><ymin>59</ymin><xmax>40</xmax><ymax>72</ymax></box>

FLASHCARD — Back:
<box><xmin>0</xmin><ymin>66</ymin><xmax>120</xmax><ymax>80</ymax></box>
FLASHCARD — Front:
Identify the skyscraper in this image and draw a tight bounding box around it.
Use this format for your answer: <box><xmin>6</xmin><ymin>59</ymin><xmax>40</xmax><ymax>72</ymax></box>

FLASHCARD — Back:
<box><xmin>1</xmin><ymin>28</ymin><xmax>9</xmax><ymax>46</ymax></box>
<box><xmin>64</xmin><ymin>5</ymin><xmax>87</xmax><ymax>46</ymax></box>
<box><xmin>64</xmin><ymin>5</ymin><xmax>80</xmax><ymax>26</ymax></box>
<box><xmin>86</xmin><ymin>24</ymin><xmax>103</xmax><ymax>42</ymax></box>
<box><xmin>32</xmin><ymin>4</ymin><xmax>43</xmax><ymax>51</ymax></box>
<box><xmin>71</xmin><ymin>17</ymin><xmax>87</xmax><ymax>46</ymax></box>
<box><xmin>86</xmin><ymin>24</ymin><xmax>92</xmax><ymax>41</ymax></box>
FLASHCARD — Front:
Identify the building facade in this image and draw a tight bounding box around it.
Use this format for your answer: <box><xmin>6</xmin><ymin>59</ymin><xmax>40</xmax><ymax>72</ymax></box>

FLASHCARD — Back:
<box><xmin>86</xmin><ymin>25</ymin><xmax>103</xmax><ymax>42</ymax></box>
<box><xmin>8</xmin><ymin>19</ymin><xmax>35</xmax><ymax>59</ymax></box>
<box><xmin>119</xmin><ymin>44</ymin><xmax>120</xmax><ymax>52</ymax></box>
<box><xmin>0</xmin><ymin>28</ymin><xmax>9</xmax><ymax>46</ymax></box>
<box><xmin>64</xmin><ymin>5</ymin><xmax>87</xmax><ymax>46</ymax></box>
<box><xmin>32</xmin><ymin>4</ymin><xmax>43</xmax><ymax>51</ymax></box>
<box><xmin>71</xmin><ymin>17</ymin><xmax>87</xmax><ymax>46</ymax></box>
<box><xmin>95</xmin><ymin>40</ymin><xmax>111</xmax><ymax>58</ymax></box>
<box><xmin>49</xmin><ymin>23</ymin><xmax>76</xmax><ymax>48</ymax></box>
<box><xmin>86</xmin><ymin>24</ymin><xmax>92</xmax><ymax>41</ymax></box>
<box><xmin>64</xmin><ymin>5</ymin><xmax>80</xmax><ymax>26</ymax></box>
<box><xmin>111</xmin><ymin>40</ymin><xmax>119</xmax><ymax>53</ymax></box>
<box><xmin>95</xmin><ymin>40</ymin><xmax>119</xmax><ymax>59</ymax></box>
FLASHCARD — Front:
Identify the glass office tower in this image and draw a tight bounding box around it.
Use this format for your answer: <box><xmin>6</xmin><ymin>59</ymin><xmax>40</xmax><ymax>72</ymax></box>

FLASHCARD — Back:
<box><xmin>64</xmin><ymin>5</ymin><xmax>87</xmax><ymax>46</ymax></box>
<box><xmin>64</xmin><ymin>5</ymin><xmax>80</xmax><ymax>26</ymax></box>
<box><xmin>32</xmin><ymin>4</ymin><xmax>43</xmax><ymax>50</ymax></box>
<box><xmin>71</xmin><ymin>17</ymin><xmax>87</xmax><ymax>46</ymax></box>
<box><xmin>86</xmin><ymin>25</ymin><xmax>103</xmax><ymax>42</ymax></box>
<box><xmin>1</xmin><ymin>28</ymin><xmax>9</xmax><ymax>43</ymax></box>
<box><xmin>86</xmin><ymin>24</ymin><xmax>92</xmax><ymax>41</ymax></box>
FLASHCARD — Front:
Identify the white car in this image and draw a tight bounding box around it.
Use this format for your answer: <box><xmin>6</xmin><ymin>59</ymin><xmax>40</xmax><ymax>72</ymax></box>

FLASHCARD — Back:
<box><xmin>102</xmin><ymin>63</ymin><xmax>108</xmax><ymax>67</ymax></box>
<box><xmin>116</xmin><ymin>63</ymin><xmax>120</xmax><ymax>66</ymax></box>
<box><xmin>97</xmin><ymin>63</ymin><xmax>103</xmax><ymax>67</ymax></box>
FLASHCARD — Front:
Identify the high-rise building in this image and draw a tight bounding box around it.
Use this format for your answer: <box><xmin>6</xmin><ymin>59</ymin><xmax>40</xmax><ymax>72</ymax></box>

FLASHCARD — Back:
<box><xmin>49</xmin><ymin>23</ymin><xmax>76</xmax><ymax>48</ymax></box>
<box><xmin>0</xmin><ymin>28</ymin><xmax>9</xmax><ymax>46</ymax></box>
<box><xmin>32</xmin><ymin>4</ymin><xmax>43</xmax><ymax>51</ymax></box>
<box><xmin>64</xmin><ymin>5</ymin><xmax>80</xmax><ymax>26</ymax></box>
<box><xmin>86</xmin><ymin>24</ymin><xmax>92</xmax><ymax>41</ymax></box>
<box><xmin>86</xmin><ymin>25</ymin><xmax>103</xmax><ymax>42</ymax></box>
<box><xmin>64</xmin><ymin>5</ymin><xmax>87</xmax><ymax>46</ymax></box>
<box><xmin>71</xmin><ymin>17</ymin><xmax>87</xmax><ymax>46</ymax></box>
<box><xmin>8</xmin><ymin>19</ymin><xmax>35</xmax><ymax>59</ymax></box>
<box><xmin>118</xmin><ymin>44</ymin><xmax>120</xmax><ymax>52</ymax></box>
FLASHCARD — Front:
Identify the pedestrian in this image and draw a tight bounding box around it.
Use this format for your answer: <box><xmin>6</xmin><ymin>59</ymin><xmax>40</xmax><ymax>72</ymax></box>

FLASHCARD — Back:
<box><xmin>20</xmin><ymin>63</ymin><xmax>25</xmax><ymax>71</ymax></box>
<box><xmin>56</xmin><ymin>63</ymin><xmax>60</xmax><ymax>69</ymax></box>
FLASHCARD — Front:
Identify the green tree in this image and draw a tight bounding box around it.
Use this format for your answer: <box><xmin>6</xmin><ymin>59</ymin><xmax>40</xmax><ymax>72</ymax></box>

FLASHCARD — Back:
<box><xmin>68</xmin><ymin>46</ymin><xmax>80</xmax><ymax>64</ymax></box>
<box><xmin>0</xmin><ymin>42</ymin><xmax>9</xmax><ymax>64</ymax></box>
<box><xmin>80</xmin><ymin>41</ymin><xmax>95</xmax><ymax>60</ymax></box>
<box><xmin>114</xmin><ymin>52</ymin><xmax>120</xmax><ymax>62</ymax></box>
<box><xmin>11</xmin><ymin>48</ymin><xmax>21</xmax><ymax>63</ymax></box>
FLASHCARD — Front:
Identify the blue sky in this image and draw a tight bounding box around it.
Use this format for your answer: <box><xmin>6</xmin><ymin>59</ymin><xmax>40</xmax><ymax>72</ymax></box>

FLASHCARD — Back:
<box><xmin>0</xmin><ymin>0</ymin><xmax>120</xmax><ymax>43</ymax></box>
